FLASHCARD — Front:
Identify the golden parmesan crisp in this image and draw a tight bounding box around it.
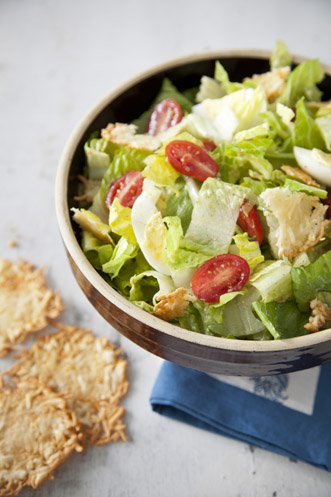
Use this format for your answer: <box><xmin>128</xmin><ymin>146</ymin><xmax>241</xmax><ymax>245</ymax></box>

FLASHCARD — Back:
<box><xmin>101</xmin><ymin>123</ymin><xmax>160</xmax><ymax>151</ymax></box>
<box><xmin>0</xmin><ymin>259</ymin><xmax>64</xmax><ymax>357</ymax></box>
<box><xmin>249</xmin><ymin>66</ymin><xmax>290</xmax><ymax>103</ymax></box>
<box><xmin>0</xmin><ymin>377</ymin><xmax>83</xmax><ymax>497</ymax></box>
<box><xmin>152</xmin><ymin>288</ymin><xmax>196</xmax><ymax>321</ymax></box>
<box><xmin>304</xmin><ymin>298</ymin><xmax>331</xmax><ymax>332</ymax></box>
<box><xmin>8</xmin><ymin>324</ymin><xmax>129</xmax><ymax>445</ymax></box>
<box><xmin>281</xmin><ymin>165</ymin><xmax>321</xmax><ymax>188</ymax></box>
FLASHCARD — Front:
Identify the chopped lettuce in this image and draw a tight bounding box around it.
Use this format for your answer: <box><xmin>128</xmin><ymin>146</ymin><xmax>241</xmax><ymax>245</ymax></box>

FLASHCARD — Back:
<box><xmin>316</xmin><ymin>114</ymin><xmax>331</xmax><ymax>151</ymax></box>
<box><xmin>160</xmin><ymin>177</ymin><xmax>194</xmax><ymax>233</ymax></box>
<box><xmin>284</xmin><ymin>178</ymin><xmax>327</xmax><ymax>199</ymax></box>
<box><xmin>291</xmin><ymin>250</ymin><xmax>331</xmax><ymax>311</ymax></box>
<box><xmin>270</xmin><ymin>40</ymin><xmax>292</xmax><ymax>70</ymax></box>
<box><xmin>252</xmin><ymin>301</ymin><xmax>310</xmax><ymax>339</ymax></box>
<box><xmin>230</xmin><ymin>233</ymin><xmax>264</xmax><ymax>270</ymax></box>
<box><xmin>81</xmin><ymin>231</ymin><xmax>114</xmax><ymax>270</ymax></box>
<box><xmin>129</xmin><ymin>270</ymin><xmax>175</xmax><ymax>305</ymax></box>
<box><xmin>163</xmin><ymin>216</ymin><xmax>210</xmax><ymax>271</ymax></box>
<box><xmin>293</xmin><ymin>98</ymin><xmax>326</xmax><ymax>150</ymax></box>
<box><xmin>279</xmin><ymin>59</ymin><xmax>324</xmax><ymax>107</ymax></box>
<box><xmin>108</xmin><ymin>198</ymin><xmax>137</xmax><ymax>244</ymax></box>
<box><xmin>102</xmin><ymin>236</ymin><xmax>138</xmax><ymax>278</ymax></box>
<box><xmin>249</xmin><ymin>259</ymin><xmax>293</xmax><ymax>303</ymax></box>
<box><xmin>196</xmin><ymin>75</ymin><xmax>225</xmax><ymax>102</ymax></box>
<box><xmin>84</xmin><ymin>135</ymin><xmax>117</xmax><ymax>180</ymax></box>
<box><xmin>184</xmin><ymin>178</ymin><xmax>249</xmax><ymax>255</ymax></box>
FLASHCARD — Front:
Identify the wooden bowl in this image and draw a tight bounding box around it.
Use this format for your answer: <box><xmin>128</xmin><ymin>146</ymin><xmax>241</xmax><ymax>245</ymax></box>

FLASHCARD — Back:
<box><xmin>55</xmin><ymin>50</ymin><xmax>331</xmax><ymax>376</ymax></box>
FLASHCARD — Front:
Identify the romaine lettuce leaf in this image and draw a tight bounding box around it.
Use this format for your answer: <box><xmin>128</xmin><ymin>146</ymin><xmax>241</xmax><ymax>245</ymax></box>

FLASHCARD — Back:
<box><xmin>142</xmin><ymin>152</ymin><xmax>180</xmax><ymax>187</ymax></box>
<box><xmin>249</xmin><ymin>259</ymin><xmax>293</xmax><ymax>303</ymax></box>
<box><xmin>81</xmin><ymin>230</ymin><xmax>114</xmax><ymax>270</ymax></box>
<box><xmin>252</xmin><ymin>301</ymin><xmax>310</xmax><ymax>339</ymax></box>
<box><xmin>291</xmin><ymin>250</ymin><xmax>331</xmax><ymax>311</ymax></box>
<box><xmin>196</xmin><ymin>75</ymin><xmax>225</xmax><ymax>102</ymax></box>
<box><xmin>84</xmin><ymin>134</ymin><xmax>118</xmax><ymax>180</ymax></box>
<box><xmin>160</xmin><ymin>177</ymin><xmax>194</xmax><ymax>233</ymax></box>
<box><xmin>184</xmin><ymin>178</ymin><xmax>249</xmax><ymax>255</ymax></box>
<box><xmin>279</xmin><ymin>59</ymin><xmax>324</xmax><ymax>107</ymax></box>
<box><xmin>284</xmin><ymin>178</ymin><xmax>327</xmax><ymax>199</ymax></box>
<box><xmin>102</xmin><ymin>236</ymin><xmax>138</xmax><ymax>278</ymax></box>
<box><xmin>293</xmin><ymin>98</ymin><xmax>326</xmax><ymax>150</ymax></box>
<box><xmin>129</xmin><ymin>270</ymin><xmax>175</xmax><ymax>305</ymax></box>
<box><xmin>108</xmin><ymin>198</ymin><xmax>137</xmax><ymax>244</ymax></box>
<box><xmin>163</xmin><ymin>216</ymin><xmax>210</xmax><ymax>271</ymax></box>
<box><xmin>270</xmin><ymin>40</ymin><xmax>292</xmax><ymax>70</ymax></box>
<box><xmin>230</xmin><ymin>233</ymin><xmax>264</xmax><ymax>270</ymax></box>
<box><xmin>316</xmin><ymin>114</ymin><xmax>331</xmax><ymax>151</ymax></box>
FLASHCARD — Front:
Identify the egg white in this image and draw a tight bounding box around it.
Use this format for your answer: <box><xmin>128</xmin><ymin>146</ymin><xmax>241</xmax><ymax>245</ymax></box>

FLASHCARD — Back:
<box><xmin>294</xmin><ymin>146</ymin><xmax>331</xmax><ymax>187</ymax></box>
<box><xmin>131</xmin><ymin>191</ymin><xmax>171</xmax><ymax>275</ymax></box>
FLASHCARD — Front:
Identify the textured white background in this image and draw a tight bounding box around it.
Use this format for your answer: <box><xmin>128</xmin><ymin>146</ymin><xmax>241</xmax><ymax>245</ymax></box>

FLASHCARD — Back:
<box><xmin>1</xmin><ymin>0</ymin><xmax>331</xmax><ymax>495</ymax></box>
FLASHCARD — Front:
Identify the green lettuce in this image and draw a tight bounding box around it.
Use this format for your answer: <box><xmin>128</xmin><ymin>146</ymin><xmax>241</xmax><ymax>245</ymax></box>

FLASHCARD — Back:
<box><xmin>293</xmin><ymin>98</ymin><xmax>326</xmax><ymax>150</ymax></box>
<box><xmin>284</xmin><ymin>178</ymin><xmax>327</xmax><ymax>199</ymax></box>
<box><xmin>252</xmin><ymin>301</ymin><xmax>310</xmax><ymax>339</ymax></box>
<box><xmin>129</xmin><ymin>270</ymin><xmax>175</xmax><ymax>305</ymax></box>
<box><xmin>196</xmin><ymin>75</ymin><xmax>224</xmax><ymax>102</ymax></box>
<box><xmin>108</xmin><ymin>198</ymin><xmax>137</xmax><ymax>244</ymax></box>
<box><xmin>291</xmin><ymin>250</ymin><xmax>331</xmax><ymax>311</ymax></box>
<box><xmin>316</xmin><ymin>114</ymin><xmax>331</xmax><ymax>151</ymax></box>
<box><xmin>279</xmin><ymin>59</ymin><xmax>324</xmax><ymax>107</ymax></box>
<box><xmin>184</xmin><ymin>178</ymin><xmax>250</xmax><ymax>255</ymax></box>
<box><xmin>178</xmin><ymin>287</ymin><xmax>266</xmax><ymax>338</ymax></box>
<box><xmin>230</xmin><ymin>233</ymin><xmax>264</xmax><ymax>270</ymax></box>
<box><xmin>81</xmin><ymin>231</ymin><xmax>114</xmax><ymax>270</ymax></box>
<box><xmin>102</xmin><ymin>236</ymin><xmax>138</xmax><ymax>278</ymax></box>
<box><xmin>270</xmin><ymin>40</ymin><xmax>292</xmax><ymax>70</ymax></box>
<box><xmin>84</xmin><ymin>134</ymin><xmax>118</xmax><ymax>180</ymax></box>
<box><xmin>163</xmin><ymin>216</ymin><xmax>210</xmax><ymax>271</ymax></box>
<box><xmin>249</xmin><ymin>259</ymin><xmax>293</xmax><ymax>303</ymax></box>
<box><xmin>160</xmin><ymin>177</ymin><xmax>194</xmax><ymax>233</ymax></box>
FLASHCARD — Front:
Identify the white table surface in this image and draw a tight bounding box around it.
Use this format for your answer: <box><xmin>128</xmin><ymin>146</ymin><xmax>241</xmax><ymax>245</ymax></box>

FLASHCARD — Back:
<box><xmin>1</xmin><ymin>0</ymin><xmax>331</xmax><ymax>495</ymax></box>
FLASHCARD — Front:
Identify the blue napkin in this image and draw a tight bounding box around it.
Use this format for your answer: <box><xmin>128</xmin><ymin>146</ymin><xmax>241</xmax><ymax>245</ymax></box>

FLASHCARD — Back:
<box><xmin>150</xmin><ymin>361</ymin><xmax>331</xmax><ymax>471</ymax></box>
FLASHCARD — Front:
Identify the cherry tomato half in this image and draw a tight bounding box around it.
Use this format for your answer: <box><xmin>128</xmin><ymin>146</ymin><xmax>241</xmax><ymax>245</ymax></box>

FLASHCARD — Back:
<box><xmin>202</xmin><ymin>140</ymin><xmax>217</xmax><ymax>152</ymax></box>
<box><xmin>165</xmin><ymin>140</ymin><xmax>219</xmax><ymax>182</ymax></box>
<box><xmin>237</xmin><ymin>199</ymin><xmax>264</xmax><ymax>246</ymax></box>
<box><xmin>146</xmin><ymin>98</ymin><xmax>182</xmax><ymax>136</ymax></box>
<box><xmin>191</xmin><ymin>254</ymin><xmax>250</xmax><ymax>303</ymax></box>
<box><xmin>105</xmin><ymin>170</ymin><xmax>144</xmax><ymax>208</ymax></box>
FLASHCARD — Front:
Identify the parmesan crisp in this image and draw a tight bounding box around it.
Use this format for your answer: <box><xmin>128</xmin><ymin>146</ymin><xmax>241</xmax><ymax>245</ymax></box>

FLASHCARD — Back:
<box><xmin>0</xmin><ymin>378</ymin><xmax>83</xmax><ymax>497</ymax></box>
<box><xmin>0</xmin><ymin>259</ymin><xmax>64</xmax><ymax>357</ymax></box>
<box><xmin>8</xmin><ymin>324</ymin><xmax>129</xmax><ymax>445</ymax></box>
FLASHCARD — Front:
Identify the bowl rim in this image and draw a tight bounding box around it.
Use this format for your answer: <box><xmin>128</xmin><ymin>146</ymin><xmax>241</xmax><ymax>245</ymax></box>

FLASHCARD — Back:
<box><xmin>55</xmin><ymin>48</ymin><xmax>331</xmax><ymax>353</ymax></box>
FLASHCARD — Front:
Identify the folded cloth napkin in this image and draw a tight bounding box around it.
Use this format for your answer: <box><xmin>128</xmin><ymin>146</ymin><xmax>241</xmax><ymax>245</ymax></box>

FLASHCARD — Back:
<box><xmin>150</xmin><ymin>361</ymin><xmax>331</xmax><ymax>471</ymax></box>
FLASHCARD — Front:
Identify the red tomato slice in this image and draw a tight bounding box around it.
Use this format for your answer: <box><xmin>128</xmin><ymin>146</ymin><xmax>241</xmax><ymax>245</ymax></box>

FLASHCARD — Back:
<box><xmin>146</xmin><ymin>99</ymin><xmax>182</xmax><ymax>136</ymax></box>
<box><xmin>237</xmin><ymin>199</ymin><xmax>264</xmax><ymax>246</ymax></box>
<box><xmin>105</xmin><ymin>170</ymin><xmax>144</xmax><ymax>208</ymax></box>
<box><xmin>191</xmin><ymin>254</ymin><xmax>250</xmax><ymax>303</ymax></box>
<box><xmin>165</xmin><ymin>140</ymin><xmax>219</xmax><ymax>182</ymax></box>
<box><xmin>202</xmin><ymin>140</ymin><xmax>217</xmax><ymax>152</ymax></box>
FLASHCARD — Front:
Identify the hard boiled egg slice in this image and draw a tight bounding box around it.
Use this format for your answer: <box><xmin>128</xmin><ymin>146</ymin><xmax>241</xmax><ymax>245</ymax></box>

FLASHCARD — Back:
<box><xmin>131</xmin><ymin>191</ymin><xmax>171</xmax><ymax>275</ymax></box>
<box><xmin>294</xmin><ymin>146</ymin><xmax>331</xmax><ymax>187</ymax></box>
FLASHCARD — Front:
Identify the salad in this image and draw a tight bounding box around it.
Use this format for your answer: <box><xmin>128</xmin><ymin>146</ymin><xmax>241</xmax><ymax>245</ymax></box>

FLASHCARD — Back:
<box><xmin>72</xmin><ymin>41</ymin><xmax>331</xmax><ymax>341</ymax></box>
